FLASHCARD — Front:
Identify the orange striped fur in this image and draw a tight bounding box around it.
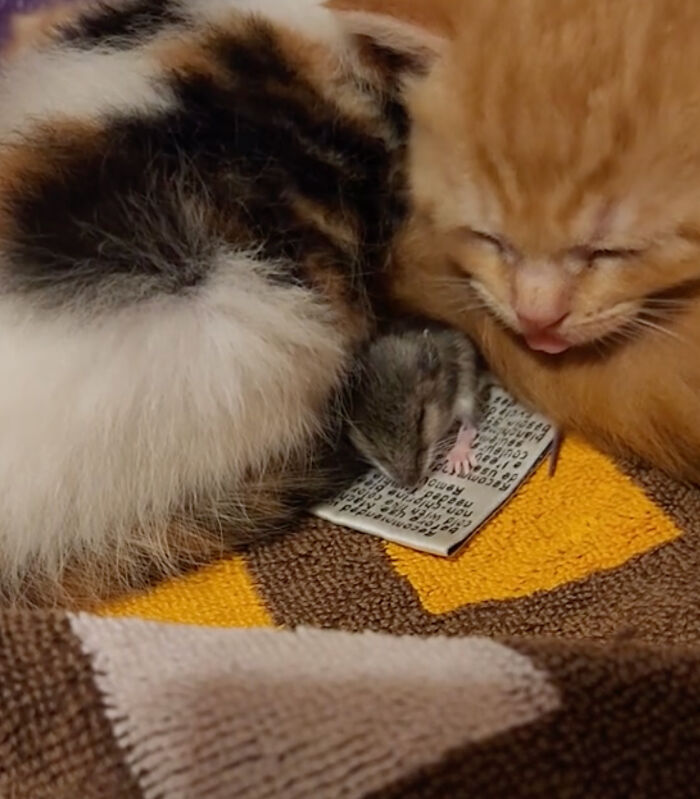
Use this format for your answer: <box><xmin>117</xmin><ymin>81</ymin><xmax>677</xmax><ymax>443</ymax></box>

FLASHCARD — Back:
<box><xmin>357</xmin><ymin>0</ymin><xmax>700</xmax><ymax>481</ymax></box>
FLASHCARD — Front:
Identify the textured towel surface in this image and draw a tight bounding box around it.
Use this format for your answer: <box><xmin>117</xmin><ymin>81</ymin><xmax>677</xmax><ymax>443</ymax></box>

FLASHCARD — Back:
<box><xmin>1</xmin><ymin>611</ymin><xmax>698</xmax><ymax>798</ymax></box>
<box><xmin>101</xmin><ymin>437</ymin><xmax>700</xmax><ymax>646</ymax></box>
<box><xmin>2</xmin><ymin>437</ymin><xmax>699</xmax><ymax>796</ymax></box>
<box><xmin>70</xmin><ymin>617</ymin><xmax>560</xmax><ymax>799</ymax></box>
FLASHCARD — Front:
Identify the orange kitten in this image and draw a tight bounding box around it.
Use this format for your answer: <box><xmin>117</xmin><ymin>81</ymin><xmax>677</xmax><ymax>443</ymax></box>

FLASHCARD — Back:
<box><xmin>372</xmin><ymin>0</ymin><xmax>700</xmax><ymax>481</ymax></box>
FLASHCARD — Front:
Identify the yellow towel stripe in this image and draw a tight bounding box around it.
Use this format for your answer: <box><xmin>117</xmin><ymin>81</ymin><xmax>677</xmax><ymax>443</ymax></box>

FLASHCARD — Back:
<box><xmin>386</xmin><ymin>438</ymin><xmax>680</xmax><ymax>614</ymax></box>
<box><xmin>101</xmin><ymin>556</ymin><xmax>274</xmax><ymax>628</ymax></box>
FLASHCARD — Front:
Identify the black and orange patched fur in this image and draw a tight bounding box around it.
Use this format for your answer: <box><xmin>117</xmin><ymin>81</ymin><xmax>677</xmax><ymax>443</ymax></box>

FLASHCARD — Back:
<box><xmin>0</xmin><ymin>0</ymin><xmax>441</xmax><ymax>605</ymax></box>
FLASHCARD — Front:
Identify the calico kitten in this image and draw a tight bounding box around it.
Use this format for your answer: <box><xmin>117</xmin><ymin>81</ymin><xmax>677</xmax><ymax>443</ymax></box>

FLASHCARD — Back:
<box><xmin>0</xmin><ymin>0</ymin><xmax>440</xmax><ymax>605</ymax></box>
<box><xmin>368</xmin><ymin>0</ymin><xmax>700</xmax><ymax>482</ymax></box>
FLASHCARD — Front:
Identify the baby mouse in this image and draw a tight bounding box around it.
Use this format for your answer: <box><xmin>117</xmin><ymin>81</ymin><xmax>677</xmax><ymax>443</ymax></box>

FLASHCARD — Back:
<box><xmin>348</xmin><ymin>321</ymin><xmax>482</xmax><ymax>490</ymax></box>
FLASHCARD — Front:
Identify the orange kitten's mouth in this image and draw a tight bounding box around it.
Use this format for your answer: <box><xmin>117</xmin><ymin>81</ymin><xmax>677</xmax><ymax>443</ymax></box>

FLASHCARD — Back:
<box><xmin>466</xmin><ymin>280</ymin><xmax>576</xmax><ymax>353</ymax></box>
<box><xmin>465</xmin><ymin>280</ymin><xmax>642</xmax><ymax>352</ymax></box>
<box><xmin>522</xmin><ymin>331</ymin><xmax>572</xmax><ymax>354</ymax></box>
<box><xmin>519</xmin><ymin>306</ymin><xmax>644</xmax><ymax>353</ymax></box>
<box><xmin>518</xmin><ymin>311</ymin><xmax>635</xmax><ymax>353</ymax></box>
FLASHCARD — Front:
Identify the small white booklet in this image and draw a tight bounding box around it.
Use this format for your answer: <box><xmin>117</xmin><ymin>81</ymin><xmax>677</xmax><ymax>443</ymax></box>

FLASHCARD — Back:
<box><xmin>313</xmin><ymin>384</ymin><xmax>554</xmax><ymax>557</ymax></box>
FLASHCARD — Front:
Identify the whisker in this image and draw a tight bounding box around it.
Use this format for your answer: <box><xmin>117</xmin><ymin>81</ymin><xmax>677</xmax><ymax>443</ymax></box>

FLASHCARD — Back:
<box><xmin>632</xmin><ymin>316</ymin><xmax>685</xmax><ymax>343</ymax></box>
<box><xmin>598</xmin><ymin>330</ymin><xmax>634</xmax><ymax>352</ymax></box>
<box><xmin>615</xmin><ymin>330</ymin><xmax>641</xmax><ymax>345</ymax></box>
<box><xmin>640</xmin><ymin>313</ymin><xmax>680</xmax><ymax>327</ymax></box>
<box><xmin>643</xmin><ymin>298</ymin><xmax>690</xmax><ymax>308</ymax></box>
<box><xmin>428</xmin><ymin>280</ymin><xmax>476</xmax><ymax>291</ymax></box>
<box><xmin>432</xmin><ymin>290</ymin><xmax>489</xmax><ymax>306</ymax></box>
<box><xmin>423</xmin><ymin>276</ymin><xmax>496</xmax><ymax>314</ymax></box>
<box><xmin>433</xmin><ymin>296</ymin><xmax>490</xmax><ymax>314</ymax></box>
<box><xmin>428</xmin><ymin>276</ymin><xmax>485</xmax><ymax>293</ymax></box>
<box><xmin>638</xmin><ymin>309</ymin><xmax>678</xmax><ymax>324</ymax></box>
<box><xmin>641</xmin><ymin>305</ymin><xmax>679</xmax><ymax>314</ymax></box>
<box><xmin>602</xmin><ymin>318</ymin><xmax>647</xmax><ymax>348</ymax></box>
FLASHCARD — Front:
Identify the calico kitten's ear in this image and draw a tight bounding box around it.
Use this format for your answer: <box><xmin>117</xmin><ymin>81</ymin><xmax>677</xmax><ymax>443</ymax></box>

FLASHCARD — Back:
<box><xmin>329</xmin><ymin>7</ymin><xmax>446</xmax><ymax>77</ymax></box>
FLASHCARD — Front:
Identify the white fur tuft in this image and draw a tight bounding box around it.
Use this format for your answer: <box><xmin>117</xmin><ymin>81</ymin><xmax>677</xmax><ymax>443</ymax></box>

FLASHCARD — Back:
<box><xmin>0</xmin><ymin>252</ymin><xmax>349</xmax><ymax>590</ymax></box>
<box><xmin>0</xmin><ymin>46</ymin><xmax>175</xmax><ymax>142</ymax></box>
<box><xmin>179</xmin><ymin>0</ymin><xmax>347</xmax><ymax>47</ymax></box>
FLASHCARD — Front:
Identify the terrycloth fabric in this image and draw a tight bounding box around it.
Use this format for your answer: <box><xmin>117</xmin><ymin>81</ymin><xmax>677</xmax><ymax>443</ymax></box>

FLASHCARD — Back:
<box><xmin>69</xmin><ymin>617</ymin><xmax>560</xmax><ymax>799</ymax></box>
<box><xmin>102</xmin><ymin>437</ymin><xmax>700</xmax><ymax>645</ymax></box>
<box><xmin>1</xmin><ymin>611</ymin><xmax>698</xmax><ymax>798</ymax></box>
<box><xmin>1</xmin><ymin>437</ymin><xmax>699</xmax><ymax>796</ymax></box>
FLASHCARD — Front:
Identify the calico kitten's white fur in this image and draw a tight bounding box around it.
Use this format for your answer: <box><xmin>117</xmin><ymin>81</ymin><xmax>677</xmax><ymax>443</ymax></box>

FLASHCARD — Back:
<box><xmin>0</xmin><ymin>0</ymin><xmax>439</xmax><ymax>602</ymax></box>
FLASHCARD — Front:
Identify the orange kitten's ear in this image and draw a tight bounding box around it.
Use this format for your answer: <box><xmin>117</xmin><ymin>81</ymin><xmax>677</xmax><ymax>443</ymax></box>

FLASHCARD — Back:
<box><xmin>330</xmin><ymin>7</ymin><xmax>446</xmax><ymax>76</ymax></box>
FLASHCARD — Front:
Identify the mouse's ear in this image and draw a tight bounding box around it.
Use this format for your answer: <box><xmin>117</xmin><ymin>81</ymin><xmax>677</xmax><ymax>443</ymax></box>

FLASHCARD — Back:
<box><xmin>327</xmin><ymin>2</ymin><xmax>447</xmax><ymax>79</ymax></box>
<box><xmin>417</xmin><ymin>338</ymin><xmax>441</xmax><ymax>379</ymax></box>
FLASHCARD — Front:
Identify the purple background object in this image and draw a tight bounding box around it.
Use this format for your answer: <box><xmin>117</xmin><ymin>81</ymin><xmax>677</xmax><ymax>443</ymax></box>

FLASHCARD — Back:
<box><xmin>0</xmin><ymin>0</ymin><xmax>55</xmax><ymax>45</ymax></box>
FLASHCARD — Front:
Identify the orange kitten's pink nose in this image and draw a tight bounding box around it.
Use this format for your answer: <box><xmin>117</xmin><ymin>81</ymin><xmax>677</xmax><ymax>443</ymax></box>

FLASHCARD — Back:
<box><xmin>512</xmin><ymin>260</ymin><xmax>572</xmax><ymax>333</ymax></box>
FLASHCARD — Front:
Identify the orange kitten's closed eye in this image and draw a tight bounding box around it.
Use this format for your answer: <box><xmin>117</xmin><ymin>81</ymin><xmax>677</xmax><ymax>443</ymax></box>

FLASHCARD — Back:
<box><xmin>445</xmin><ymin>231</ymin><xmax>663</xmax><ymax>353</ymax></box>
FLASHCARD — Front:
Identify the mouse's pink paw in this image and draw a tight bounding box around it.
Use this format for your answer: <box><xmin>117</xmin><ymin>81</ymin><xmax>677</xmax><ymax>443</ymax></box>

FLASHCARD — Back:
<box><xmin>445</xmin><ymin>424</ymin><xmax>477</xmax><ymax>477</ymax></box>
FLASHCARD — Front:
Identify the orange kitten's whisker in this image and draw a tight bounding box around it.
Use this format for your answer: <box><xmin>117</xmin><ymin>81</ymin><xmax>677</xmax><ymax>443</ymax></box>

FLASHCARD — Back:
<box><xmin>604</xmin><ymin>330</ymin><xmax>639</xmax><ymax>349</ymax></box>
<box><xmin>428</xmin><ymin>275</ymin><xmax>479</xmax><ymax>287</ymax></box>
<box><xmin>432</xmin><ymin>290</ymin><xmax>487</xmax><ymax>307</ymax></box>
<box><xmin>606</xmin><ymin>317</ymin><xmax>652</xmax><ymax>347</ymax></box>
<box><xmin>435</xmin><ymin>292</ymin><xmax>491</xmax><ymax>314</ymax></box>
<box><xmin>641</xmin><ymin>300</ymin><xmax>691</xmax><ymax>321</ymax></box>
<box><xmin>632</xmin><ymin>317</ymin><xmax>686</xmax><ymax>344</ymax></box>
<box><xmin>428</xmin><ymin>276</ymin><xmax>487</xmax><ymax>297</ymax></box>
<box><xmin>641</xmin><ymin>310</ymin><xmax>682</xmax><ymax>325</ymax></box>
<box><xmin>434</xmin><ymin>295</ymin><xmax>490</xmax><ymax>314</ymax></box>
<box><xmin>428</xmin><ymin>275</ymin><xmax>472</xmax><ymax>283</ymax></box>
<box><xmin>640</xmin><ymin>306</ymin><xmax>677</xmax><ymax>317</ymax></box>
<box><xmin>643</xmin><ymin>298</ymin><xmax>690</xmax><ymax>307</ymax></box>
<box><xmin>639</xmin><ymin>307</ymin><xmax>680</xmax><ymax>321</ymax></box>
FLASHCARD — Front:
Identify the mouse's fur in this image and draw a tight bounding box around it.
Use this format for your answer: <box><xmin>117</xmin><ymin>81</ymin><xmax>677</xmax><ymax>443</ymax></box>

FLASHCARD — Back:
<box><xmin>349</xmin><ymin>322</ymin><xmax>479</xmax><ymax>487</ymax></box>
